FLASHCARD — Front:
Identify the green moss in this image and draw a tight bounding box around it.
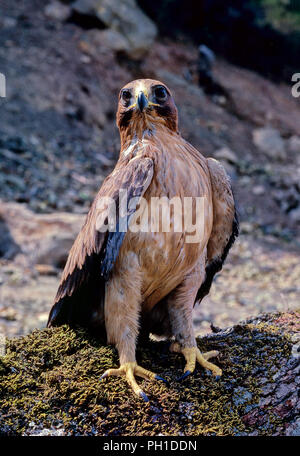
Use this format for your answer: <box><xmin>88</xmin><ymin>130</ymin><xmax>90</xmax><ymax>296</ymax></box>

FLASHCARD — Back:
<box><xmin>0</xmin><ymin>312</ymin><xmax>298</xmax><ymax>436</ymax></box>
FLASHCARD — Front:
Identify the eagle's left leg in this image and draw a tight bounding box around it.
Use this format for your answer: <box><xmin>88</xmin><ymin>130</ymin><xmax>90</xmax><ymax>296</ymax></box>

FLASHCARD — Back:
<box><xmin>167</xmin><ymin>266</ymin><xmax>222</xmax><ymax>380</ymax></box>
<box><xmin>100</xmin><ymin>258</ymin><xmax>167</xmax><ymax>401</ymax></box>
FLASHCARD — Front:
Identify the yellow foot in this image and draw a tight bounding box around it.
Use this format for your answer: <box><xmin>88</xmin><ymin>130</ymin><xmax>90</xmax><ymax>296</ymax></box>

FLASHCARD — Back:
<box><xmin>170</xmin><ymin>342</ymin><xmax>222</xmax><ymax>380</ymax></box>
<box><xmin>100</xmin><ymin>362</ymin><xmax>167</xmax><ymax>402</ymax></box>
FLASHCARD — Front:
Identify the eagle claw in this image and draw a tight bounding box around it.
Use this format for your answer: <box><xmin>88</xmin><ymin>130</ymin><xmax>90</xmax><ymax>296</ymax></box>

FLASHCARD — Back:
<box><xmin>176</xmin><ymin>370</ymin><xmax>192</xmax><ymax>382</ymax></box>
<box><xmin>155</xmin><ymin>375</ymin><xmax>169</xmax><ymax>385</ymax></box>
<box><xmin>99</xmin><ymin>362</ymin><xmax>166</xmax><ymax>401</ymax></box>
<box><xmin>171</xmin><ymin>345</ymin><xmax>222</xmax><ymax>379</ymax></box>
<box><xmin>139</xmin><ymin>391</ymin><xmax>149</xmax><ymax>402</ymax></box>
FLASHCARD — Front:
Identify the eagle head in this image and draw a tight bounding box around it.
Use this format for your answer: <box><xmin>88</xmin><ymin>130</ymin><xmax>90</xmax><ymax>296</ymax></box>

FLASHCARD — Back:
<box><xmin>116</xmin><ymin>79</ymin><xmax>178</xmax><ymax>143</ymax></box>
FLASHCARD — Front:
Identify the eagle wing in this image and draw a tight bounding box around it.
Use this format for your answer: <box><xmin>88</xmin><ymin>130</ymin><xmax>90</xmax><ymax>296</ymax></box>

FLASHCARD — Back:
<box><xmin>195</xmin><ymin>157</ymin><xmax>239</xmax><ymax>303</ymax></box>
<box><xmin>47</xmin><ymin>156</ymin><xmax>154</xmax><ymax>329</ymax></box>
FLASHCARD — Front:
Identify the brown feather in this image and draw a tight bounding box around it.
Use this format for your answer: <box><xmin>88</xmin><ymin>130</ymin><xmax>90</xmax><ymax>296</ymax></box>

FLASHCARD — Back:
<box><xmin>47</xmin><ymin>79</ymin><xmax>238</xmax><ymax>368</ymax></box>
<box><xmin>47</xmin><ymin>157</ymin><xmax>154</xmax><ymax>328</ymax></box>
<box><xmin>194</xmin><ymin>158</ymin><xmax>239</xmax><ymax>304</ymax></box>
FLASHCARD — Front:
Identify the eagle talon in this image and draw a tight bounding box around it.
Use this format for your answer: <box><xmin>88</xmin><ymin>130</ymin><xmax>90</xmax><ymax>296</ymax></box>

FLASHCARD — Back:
<box><xmin>173</xmin><ymin>346</ymin><xmax>222</xmax><ymax>379</ymax></box>
<box><xmin>177</xmin><ymin>370</ymin><xmax>192</xmax><ymax>382</ymax></box>
<box><xmin>139</xmin><ymin>391</ymin><xmax>149</xmax><ymax>402</ymax></box>
<box><xmin>155</xmin><ymin>375</ymin><xmax>169</xmax><ymax>385</ymax></box>
<box><xmin>99</xmin><ymin>362</ymin><xmax>164</xmax><ymax>401</ymax></box>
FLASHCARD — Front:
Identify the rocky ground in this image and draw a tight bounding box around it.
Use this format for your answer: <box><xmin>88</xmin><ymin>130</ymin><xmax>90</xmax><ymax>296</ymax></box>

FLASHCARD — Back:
<box><xmin>1</xmin><ymin>311</ymin><xmax>299</xmax><ymax>435</ymax></box>
<box><xmin>0</xmin><ymin>0</ymin><xmax>300</xmax><ymax>339</ymax></box>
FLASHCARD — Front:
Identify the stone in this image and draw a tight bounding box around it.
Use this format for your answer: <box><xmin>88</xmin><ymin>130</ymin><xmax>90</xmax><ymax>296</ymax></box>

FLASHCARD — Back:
<box><xmin>252</xmin><ymin>127</ymin><xmax>286</xmax><ymax>161</ymax></box>
<box><xmin>1</xmin><ymin>17</ymin><xmax>17</xmax><ymax>28</ymax></box>
<box><xmin>72</xmin><ymin>0</ymin><xmax>157</xmax><ymax>58</ymax></box>
<box><xmin>0</xmin><ymin>216</ymin><xmax>21</xmax><ymax>260</ymax></box>
<box><xmin>287</xmin><ymin>135</ymin><xmax>300</xmax><ymax>154</ymax></box>
<box><xmin>84</xmin><ymin>29</ymin><xmax>130</xmax><ymax>54</ymax></box>
<box><xmin>44</xmin><ymin>1</ymin><xmax>71</xmax><ymax>21</ymax></box>
<box><xmin>252</xmin><ymin>185</ymin><xmax>265</xmax><ymax>196</ymax></box>
<box><xmin>232</xmin><ymin>387</ymin><xmax>253</xmax><ymax>406</ymax></box>
<box><xmin>0</xmin><ymin>201</ymin><xmax>84</xmax><ymax>267</ymax></box>
<box><xmin>240</xmin><ymin>222</ymin><xmax>254</xmax><ymax>234</ymax></box>
<box><xmin>35</xmin><ymin>264</ymin><xmax>58</xmax><ymax>276</ymax></box>
<box><xmin>214</xmin><ymin>147</ymin><xmax>238</xmax><ymax>164</ymax></box>
<box><xmin>215</xmin><ymin>63</ymin><xmax>300</xmax><ymax>138</ymax></box>
<box><xmin>286</xmin><ymin>418</ymin><xmax>300</xmax><ymax>436</ymax></box>
<box><xmin>289</xmin><ymin>207</ymin><xmax>300</xmax><ymax>224</ymax></box>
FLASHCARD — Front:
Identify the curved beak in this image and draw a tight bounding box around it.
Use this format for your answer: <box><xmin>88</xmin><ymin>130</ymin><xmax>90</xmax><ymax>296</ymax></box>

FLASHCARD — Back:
<box><xmin>137</xmin><ymin>91</ymin><xmax>148</xmax><ymax>112</ymax></box>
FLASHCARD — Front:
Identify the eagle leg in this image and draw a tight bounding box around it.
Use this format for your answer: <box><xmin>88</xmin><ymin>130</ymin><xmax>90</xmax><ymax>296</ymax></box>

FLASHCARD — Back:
<box><xmin>100</xmin><ymin>261</ymin><xmax>168</xmax><ymax>400</ymax></box>
<box><xmin>170</xmin><ymin>342</ymin><xmax>222</xmax><ymax>380</ymax></box>
<box><xmin>100</xmin><ymin>362</ymin><xmax>167</xmax><ymax>402</ymax></box>
<box><xmin>166</xmin><ymin>264</ymin><xmax>222</xmax><ymax>381</ymax></box>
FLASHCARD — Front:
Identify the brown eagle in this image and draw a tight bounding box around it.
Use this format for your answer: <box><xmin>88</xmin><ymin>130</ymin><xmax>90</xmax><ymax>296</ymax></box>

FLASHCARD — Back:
<box><xmin>48</xmin><ymin>79</ymin><xmax>238</xmax><ymax>401</ymax></box>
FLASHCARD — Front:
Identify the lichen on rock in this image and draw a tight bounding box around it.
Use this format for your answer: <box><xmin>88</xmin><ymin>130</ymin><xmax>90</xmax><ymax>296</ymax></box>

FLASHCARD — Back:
<box><xmin>0</xmin><ymin>311</ymin><xmax>299</xmax><ymax>436</ymax></box>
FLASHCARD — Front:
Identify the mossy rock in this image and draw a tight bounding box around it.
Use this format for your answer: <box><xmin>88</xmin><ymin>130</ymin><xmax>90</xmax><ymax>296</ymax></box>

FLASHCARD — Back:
<box><xmin>0</xmin><ymin>311</ymin><xmax>299</xmax><ymax>436</ymax></box>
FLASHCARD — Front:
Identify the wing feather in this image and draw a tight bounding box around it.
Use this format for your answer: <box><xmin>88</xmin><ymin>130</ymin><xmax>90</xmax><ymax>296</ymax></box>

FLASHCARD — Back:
<box><xmin>47</xmin><ymin>157</ymin><xmax>154</xmax><ymax>328</ymax></box>
<box><xmin>195</xmin><ymin>158</ymin><xmax>239</xmax><ymax>303</ymax></box>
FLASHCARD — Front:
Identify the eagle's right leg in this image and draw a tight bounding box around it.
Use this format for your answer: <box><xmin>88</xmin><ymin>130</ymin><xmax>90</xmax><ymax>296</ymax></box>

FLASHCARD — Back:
<box><xmin>167</xmin><ymin>265</ymin><xmax>222</xmax><ymax>380</ymax></box>
<box><xmin>100</xmin><ymin>259</ymin><xmax>166</xmax><ymax>401</ymax></box>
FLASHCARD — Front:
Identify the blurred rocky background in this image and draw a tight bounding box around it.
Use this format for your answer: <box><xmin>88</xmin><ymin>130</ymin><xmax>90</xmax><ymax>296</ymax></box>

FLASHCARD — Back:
<box><xmin>0</xmin><ymin>0</ymin><xmax>299</xmax><ymax>338</ymax></box>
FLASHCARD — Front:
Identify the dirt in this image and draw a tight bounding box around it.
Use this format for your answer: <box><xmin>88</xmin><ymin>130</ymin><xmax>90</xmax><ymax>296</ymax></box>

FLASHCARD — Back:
<box><xmin>0</xmin><ymin>0</ymin><xmax>300</xmax><ymax>340</ymax></box>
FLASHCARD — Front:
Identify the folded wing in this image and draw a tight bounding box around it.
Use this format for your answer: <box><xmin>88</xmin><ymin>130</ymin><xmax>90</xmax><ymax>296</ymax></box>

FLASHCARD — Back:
<box><xmin>195</xmin><ymin>158</ymin><xmax>239</xmax><ymax>303</ymax></box>
<box><xmin>47</xmin><ymin>157</ymin><xmax>154</xmax><ymax>329</ymax></box>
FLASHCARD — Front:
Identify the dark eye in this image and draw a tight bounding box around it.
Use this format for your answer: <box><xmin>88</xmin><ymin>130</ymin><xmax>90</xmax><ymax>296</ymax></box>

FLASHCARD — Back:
<box><xmin>121</xmin><ymin>89</ymin><xmax>132</xmax><ymax>103</ymax></box>
<box><xmin>154</xmin><ymin>86</ymin><xmax>168</xmax><ymax>101</ymax></box>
